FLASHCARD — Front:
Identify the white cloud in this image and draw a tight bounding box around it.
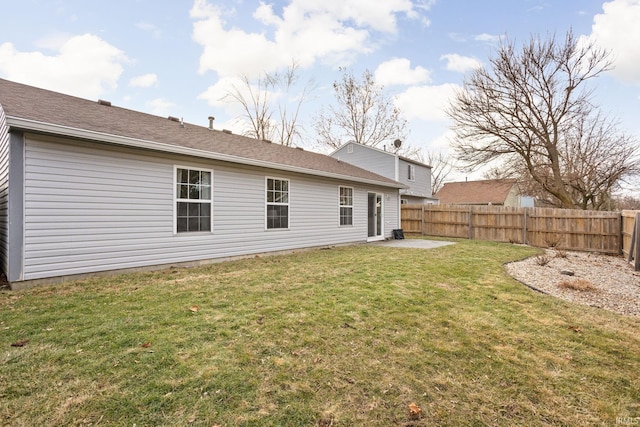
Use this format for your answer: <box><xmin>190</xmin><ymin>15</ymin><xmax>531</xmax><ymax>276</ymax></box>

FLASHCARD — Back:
<box><xmin>148</xmin><ymin>98</ymin><xmax>176</xmax><ymax>117</ymax></box>
<box><xmin>428</xmin><ymin>129</ymin><xmax>456</xmax><ymax>152</ymax></box>
<box><xmin>395</xmin><ymin>83</ymin><xmax>460</xmax><ymax>122</ymax></box>
<box><xmin>198</xmin><ymin>76</ymin><xmax>252</xmax><ymax>109</ymax></box>
<box><xmin>0</xmin><ymin>34</ymin><xmax>127</xmax><ymax>99</ymax></box>
<box><xmin>375</xmin><ymin>58</ymin><xmax>431</xmax><ymax>86</ymax></box>
<box><xmin>587</xmin><ymin>0</ymin><xmax>640</xmax><ymax>85</ymax></box>
<box><xmin>33</xmin><ymin>32</ymin><xmax>73</xmax><ymax>50</ymax></box>
<box><xmin>190</xmin><ymin>0</ymin><xmax>428</xmax><ymax>96</ymax></box>
<box><xmin>129</xmin><ymin>73</ymin><xmax>158</xmax><ymax>88</ymax></box>
<box><xmin>198</xmin><ymin>76</ymin><xmax>288</xmax><ymax>123</ymax></box>
<box><xmin>137</xmin><ymin>22</ymin><xmax>162</xmax><ymax>39</ymax></box>
<box><xmin>440</xmin><ymin>53</ymin><xmax>482</xmax><ymax>73</ymax></box>
<box><xmin>475</xmin><ymin>33</ymin><xmax>500</xmax><ymax>43</ymax></box>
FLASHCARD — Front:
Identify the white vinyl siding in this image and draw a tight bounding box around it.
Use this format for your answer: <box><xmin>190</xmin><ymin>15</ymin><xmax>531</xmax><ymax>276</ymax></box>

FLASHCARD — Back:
<box><xmin>20</xmin><ymin>135</ymin><xmax>400</xmax><ymax>281</ymax></box>
<box><xmin>339</xmin><ymin>186</ymin><xmax>353</xmax><ymax>226</ymax></box>
<box><xmin>384</xmin><ymin>192</ymin><xmax>399</xmax><ymax>238</ymax></box>
<box><xmin>0</xmin><ymin>107</ymin><xmax>8</xmax><ymax>275</ymax></box>
<box><xmin>332</xmin><ymin>143</ymin><xmax>396</xmax><ymax>180</ymax></box>
<box><xmin>398</xmin><ymin>158</ymin><xmax>433</xmax><ymax>200</ymax></box>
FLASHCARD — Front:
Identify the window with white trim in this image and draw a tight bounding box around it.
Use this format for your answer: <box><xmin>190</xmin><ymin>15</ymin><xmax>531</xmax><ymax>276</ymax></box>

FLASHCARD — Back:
<box><xmin>408</xmin><ymin>164</ymin><xmax>415</xmax><ymax>181</ymax></box>
<box><xmin>266</xmin><ymin>177</ymin><xmax>289</xmax><ymax>229</ymax></box>
<box><xmin>175</xmin><ymin>167</ymin><xmax>212</xmax><ymax>233</ymax></box>
<box><xmin>339</xmin><ymin>186</ymin><xmax>353</xmax><ymax>226</ymax></box>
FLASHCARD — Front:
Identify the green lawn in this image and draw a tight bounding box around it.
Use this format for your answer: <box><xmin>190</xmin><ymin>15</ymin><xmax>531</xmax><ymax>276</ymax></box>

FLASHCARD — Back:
<box><xmin>1</xmin><ymin>239</ymin><xmax>639</xmax><ymax>426</ymax></box>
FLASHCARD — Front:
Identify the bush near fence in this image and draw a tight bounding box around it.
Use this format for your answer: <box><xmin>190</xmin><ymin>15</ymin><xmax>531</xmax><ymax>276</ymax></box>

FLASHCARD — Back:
<box><xmin>401</xmin><ymin>204</ymin><xmax>639</xmax><ymax>257</ymax></box>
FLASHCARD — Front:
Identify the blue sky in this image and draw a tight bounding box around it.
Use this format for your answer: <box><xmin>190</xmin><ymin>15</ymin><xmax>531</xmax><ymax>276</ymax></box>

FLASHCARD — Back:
<box><xmin>1</xmin><ymin>0</ymin><xmax>639</xmax><ymax>180</ymax></box>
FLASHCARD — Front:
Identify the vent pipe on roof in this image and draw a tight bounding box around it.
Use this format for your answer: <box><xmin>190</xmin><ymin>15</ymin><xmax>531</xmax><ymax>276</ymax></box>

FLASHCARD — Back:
<box><xmin>208</xmin><ymin>116</ymin><xmax>215</xmax><ymax>130</ymax></box>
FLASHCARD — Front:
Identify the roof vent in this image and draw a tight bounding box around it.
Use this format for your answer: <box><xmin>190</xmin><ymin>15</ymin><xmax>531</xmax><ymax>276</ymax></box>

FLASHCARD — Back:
<box><xmin>262</xmin><ymin>139</ymin><xmax>272</xmax><ymax>143</ymax></box>
<box><xmin>97</xmin><ymin>99</ymin><xmax>111</xmax><ymax>107</ymax></box>
<box><xmin>222</xmin><ymin>129</ymin><xmax>232</xmax><ymax>134</ymax></box>
<box><xmin>295</xmin><ymin>147</ymin><xmax>304</xmax><ymax>151</ymax></box>
<box><xmin>168</xmin><ymin>116</ymin><xmax>180</xmax><ymax>122</ymax></box>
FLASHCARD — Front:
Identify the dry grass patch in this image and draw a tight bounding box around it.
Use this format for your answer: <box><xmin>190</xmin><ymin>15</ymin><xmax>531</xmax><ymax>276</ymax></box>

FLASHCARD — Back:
<box><xmin>558</xmin><ymin>278</ymin><xmax>599</xmax><ymax>292</ymax></box>
<box><xmin>535</xmin><ymin>254</ymin><xmax>552</xmax><ymax>266</ymax></box>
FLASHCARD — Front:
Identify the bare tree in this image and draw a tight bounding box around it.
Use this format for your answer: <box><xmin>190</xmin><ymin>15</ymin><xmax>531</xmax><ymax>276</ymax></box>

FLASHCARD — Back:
<box><xmin>224</xmin><ymin>62</ymin><xmax>313</xmax><ymax>146</ymax></box>
<box><xmin>315</xmin><ymin>68</ymin><xmax>408</xmax><ymax>152</ymax></box>
<box><xmin>447</xmin><ymin>30</ymin><xmax>640</xmax><ymax>210</ymax></box>
<box><xmin>614</xmin><ymin>194</ymin><xmax>640</xmax><ymax>210</ymax></box>
<box><xmin>421</xmin><ymin>150</ymin><xmax>455</xmax><ymax>194</ymax></box>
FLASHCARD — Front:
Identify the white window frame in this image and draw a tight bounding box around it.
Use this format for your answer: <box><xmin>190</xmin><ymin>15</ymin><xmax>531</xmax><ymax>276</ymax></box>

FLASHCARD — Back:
<box><xmin>408</xmin><ymin>164</ymin><xmax>416</xmax><ymax>181</ymax></box>
<box><xmin>339</xmin><ymin>186</ymin><xmax>354</xmax><ymax>226</ymax></box>
<box><xmin>265</xmin><ymin>176</ymin><xmax>290</xmax><ymax>230</ymax></box>
<box><xmin>174</xmin><ymin>166</ymin><xmax>213</xmax><ymax>234</ymax></box>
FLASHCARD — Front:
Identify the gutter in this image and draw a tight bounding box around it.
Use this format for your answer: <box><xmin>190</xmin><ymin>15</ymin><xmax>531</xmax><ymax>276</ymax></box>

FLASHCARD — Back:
<box><xmin>7</xmin><ymin>116</ymin><xmax>406</xmax><ymax>190</ymax></box>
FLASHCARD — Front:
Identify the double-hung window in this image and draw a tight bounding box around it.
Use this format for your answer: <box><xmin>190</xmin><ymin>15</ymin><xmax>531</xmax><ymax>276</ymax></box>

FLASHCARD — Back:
<box><xmin>408</xmin><ymin>164</ymin><xmax>416</xmax><ymax>181</ymax></box>
<box><xmin>339</xmin><ymin>186</ymin><xmax>353</xmax><ymax>226</ymax></box>
<box><xmin>266</xmin><ymin>177</ymin><xmax>289</xmax><ymax>229</ymax></box>
<box><xmin>175</xmin><ymin>167</ymin><xmax>212</xmax><ymax>233</ymax></box>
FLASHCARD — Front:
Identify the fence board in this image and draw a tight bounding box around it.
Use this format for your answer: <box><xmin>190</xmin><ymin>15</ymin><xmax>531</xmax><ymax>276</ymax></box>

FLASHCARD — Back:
<box><xmin>401</xmin><ymin>205</ymin><xmax>634</xmax><ymax>255</ymax></box>
<box><xmin>622</xmin><ymin>211</ymin><xmax>640</xmax><ymax>265</ymax></box>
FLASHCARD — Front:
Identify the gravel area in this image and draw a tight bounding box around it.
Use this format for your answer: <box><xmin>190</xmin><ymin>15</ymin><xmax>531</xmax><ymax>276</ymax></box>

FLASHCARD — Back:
<box><xmin>505</xmin><ymin>248</ymin><xmax>640</xmax><ymax>317</ymax></box>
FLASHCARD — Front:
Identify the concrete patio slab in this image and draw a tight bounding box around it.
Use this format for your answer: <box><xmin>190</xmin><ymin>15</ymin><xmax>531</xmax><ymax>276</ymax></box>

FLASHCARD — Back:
<box><xmin>371</xmin><ymin>239</ymin><xmax>456</xmax><ymax>249</ymax></box>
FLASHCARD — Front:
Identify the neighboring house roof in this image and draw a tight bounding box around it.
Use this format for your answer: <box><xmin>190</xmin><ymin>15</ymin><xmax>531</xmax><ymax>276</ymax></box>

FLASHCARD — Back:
<box><xmin>435</xmin><ymin>179</ymin><xmax>518</xmax><ymax>205</ymax></box>
<box><xmin>0</xmin><ymin>78</ymin><xmax>404</xmax><ymax>188</ymax></box>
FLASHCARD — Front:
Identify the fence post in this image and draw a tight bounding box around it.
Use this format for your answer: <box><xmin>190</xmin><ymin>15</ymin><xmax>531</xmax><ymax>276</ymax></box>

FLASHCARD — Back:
<box><xmin>523</xmin><ymin>208</ymin><xmax>527</xmax><ymax>245</ymax></box>
<box><xmin>629</xmin><ymin>212</ymin><xmax>640</xmax><ymax>271</ymax></box>
<box><xmin>618</xmin><ymin>213</ymin><xmax>623</xmax><ymax>256</ymax></box>
<box><xmin>636</xmin><ymin>213</ymin><xmax>640</xmax><ymax>271</ymax></box>
<box><xmin>468</xmin><ymin>206</ymin><xmax>473</xmax><ymax>240</ymax></box>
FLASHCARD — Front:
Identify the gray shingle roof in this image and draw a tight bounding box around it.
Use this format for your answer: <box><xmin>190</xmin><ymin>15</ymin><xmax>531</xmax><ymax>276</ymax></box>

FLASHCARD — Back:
<box><xmin>0</xmin><ymin>78</ymin><xmax>403</xmax><ymax>188</ymax></box>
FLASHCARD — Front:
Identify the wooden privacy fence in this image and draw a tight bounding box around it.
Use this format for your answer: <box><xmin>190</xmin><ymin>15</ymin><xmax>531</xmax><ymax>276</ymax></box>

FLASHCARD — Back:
<box><xmin>401</xmin><ymin>205</ymin><xmax>640</xmax><ymax>258</ymax></box>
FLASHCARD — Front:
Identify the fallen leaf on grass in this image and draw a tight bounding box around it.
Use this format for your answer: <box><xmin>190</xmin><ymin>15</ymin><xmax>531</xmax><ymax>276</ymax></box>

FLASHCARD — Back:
<box><xmin>189</xmin><ymin>305</ymin><xmax>199</xmax><ymax>313</ymax></box>
<box><xmin>141</xmin><ymin>342</ymin><xmax>152</xmax><ymax>348</ymax></box>
<box><xmin>408</xmin><ymin>402</ymin><xmax>422</xmax><ymax>418</ymax></box>
<box><xmin>568</xmin><ymin>326</ymin><xmax>582</xmax><ymax>333</ymax></box>
<box><xmin>11</xmin><ymin>339</ymin><xmax>29</xmax><ymax>347</ymax></box>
